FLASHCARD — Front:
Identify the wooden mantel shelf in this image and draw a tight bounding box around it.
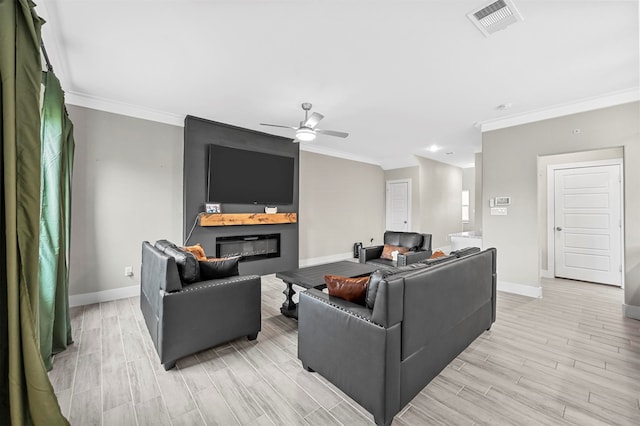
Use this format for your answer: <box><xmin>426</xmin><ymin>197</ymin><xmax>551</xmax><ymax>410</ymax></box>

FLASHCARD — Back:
<box><xmin>199</xmin><ymin>212</ymin><xmax>297</xmax><ymax>227</ymax></box>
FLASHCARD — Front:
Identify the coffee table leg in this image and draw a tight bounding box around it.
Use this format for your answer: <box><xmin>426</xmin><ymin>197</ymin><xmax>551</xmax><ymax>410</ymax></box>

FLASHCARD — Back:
<box><xmin>280</xmin><ymin>280</ymin><xmax>298</xmax><ymax>319</ymax></box>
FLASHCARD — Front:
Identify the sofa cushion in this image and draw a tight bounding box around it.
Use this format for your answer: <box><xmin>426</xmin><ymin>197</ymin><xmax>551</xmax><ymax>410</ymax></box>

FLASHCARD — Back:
<box><xmin>199</xmin><ymin>256</ymin><xmax>240</xmax><ymax>279</ymax></box>
<box><xmin>163</xmin><ymin>245</ymin><xmax>200</xmax><ymax>283</ymax></box>
<box><xmin>381</xmin><ymin>244</ymin><xmax>410</xmax><ymax>260</ymax></box>
<box><xmin>324</xmin><ymin>274</ymin><xmax>370</xmax><ymax>304</ymax></box>
<box><xmin>182</xmin><ymin>243</ymin><xmax>207</xmax><ymax>260</ymax></box>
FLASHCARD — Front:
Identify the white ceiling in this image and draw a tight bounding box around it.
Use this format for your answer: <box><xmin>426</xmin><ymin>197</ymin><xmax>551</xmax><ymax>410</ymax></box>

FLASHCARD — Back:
<box><xmin>38</xmin><ymin>0</ymin><xmax>639</xmax><ymax>169</ymax></box>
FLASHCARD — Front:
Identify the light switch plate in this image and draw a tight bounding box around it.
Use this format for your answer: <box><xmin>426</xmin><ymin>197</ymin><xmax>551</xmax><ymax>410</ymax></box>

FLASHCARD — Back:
<box><xmin>491</xmin><ymin>207</ymin><xmax>507</xmax><ymax>216</ymax></box>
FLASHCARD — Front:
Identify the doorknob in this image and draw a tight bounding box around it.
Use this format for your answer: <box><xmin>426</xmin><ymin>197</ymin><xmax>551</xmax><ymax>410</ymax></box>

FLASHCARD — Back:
<box><xmin>556</xmin><ymin>227</ymin><xmax>562</xmax><ymax>231</ymax></box>
<box><xmin>403</xmin><ymin>221</ymin><xmax>407</xmax><ymax>224</ymax></box>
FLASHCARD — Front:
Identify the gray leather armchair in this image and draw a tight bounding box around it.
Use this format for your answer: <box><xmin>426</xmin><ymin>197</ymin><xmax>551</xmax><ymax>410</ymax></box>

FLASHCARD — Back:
<box><xmin>140</xmin><ymin>241</ymin><xmax>261</xmax><ymax>370</ymax></box>
<box><xmin>360</xmin><ymin>231</ymin><xmax>433</xmax><ymax>268</ymax></box>
<box><xmin>299</xmin><ymin>248</ymin><xmax>496</xmax><ymax>425</ymax></box>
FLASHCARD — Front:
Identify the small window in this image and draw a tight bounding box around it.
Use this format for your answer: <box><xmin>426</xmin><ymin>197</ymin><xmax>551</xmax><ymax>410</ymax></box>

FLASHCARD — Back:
<box><xmin>462</xmin><ymin>190</ymin><xmax>470</xmax><ymax>222</ymax></box>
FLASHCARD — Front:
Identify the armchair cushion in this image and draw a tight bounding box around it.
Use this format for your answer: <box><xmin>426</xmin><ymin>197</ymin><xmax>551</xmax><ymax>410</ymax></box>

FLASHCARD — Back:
<box><xmin>381</xmin><ymin>244</ymin><xmax>410</xmax><ymax>260</ymax></box>
<box><xmin>324</xmin><ymin>274</ymin><xmax>370</xmax><ymax>304</ymax></box>
<box><xmin>384</xmin><ymin>231</ymin><xmax>424</xmax><ymax>251</ymax></box>
<box><xmin>199</xmin><ymin>256</ymin><xmax>240</xmax><ymax>280</ymax></box>
<box><xmin>163</xmin><ymin>245</ymin><xmax>200</xmax><ymax>283</ymax></box>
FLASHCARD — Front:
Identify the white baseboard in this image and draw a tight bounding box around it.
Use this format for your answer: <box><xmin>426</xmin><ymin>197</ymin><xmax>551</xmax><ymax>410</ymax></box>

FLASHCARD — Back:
<box><xmin>69</xmin><ymin>285</ymin><xmax>139</xmax><ymax>307</ymax></box>
<box><xmin>623</xmin><ymin>304</ymin><xmax>640</xmax><ymax>321</ymax></box>
<box><xmin>539</xmin><ymin>269</ymin><xmax>553</xmax><ymax>279</ymax></box>
<box><xmin>299</xmin><ymin>252</ymin><xmax>354</xmax><ymax>268</ymax></box>
<box><xmin>497</xmin><ymin>280</ymin><xmax>543</xmax><ymax>298</ymax></box>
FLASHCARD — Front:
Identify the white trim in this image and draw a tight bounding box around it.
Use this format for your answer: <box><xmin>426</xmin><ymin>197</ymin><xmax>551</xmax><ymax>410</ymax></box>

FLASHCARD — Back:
<box><xmin>539</xmin><ymin>269</ymin><xmax>553</xmax><ymax>279</ymax></box>
<box><xmin>622</xmin><ymin>304</ymin><xmax>640</xmax><ymax>321</ymax></box>
<box><xmin>380</xmin><ymin>156</ymin><xmax>419</xmax><ymax>170</ymax></box>
<box><xmin>69</xmin><ymin>285</ymin><xmax>139</xmax><ymax>307</ymax></box>
<box><xmin>65</xmin><ymin>91</ymin><xmax>185</xmax><ymax>127</ymax></box>
<box><xmin>497</xmin><ymin>281</ymin><xmax>543</xmax><ymax>298</ymax></box>
<box><xmin>480</xmin><ymin>88</ymin><xmax>639</xmax><ymax>132</ymax></box>
<box><xmin>386</xmin><ymin>178</ymin><xmax>412</xmax><ymax>231</ymax></box>
<box><xmin>546</xmin><ymin>159</ymin><xmax>624</xmax><ymax>288</ymax></box>
<box><xmin>299</xmin><ymin>143</ymin><xmax>380</xmax><ymax>166</ymax></box>
<box><xmin>299</xmin><ymin>252</ymin><xmax>354</xmax><ymax>268</ymax></box>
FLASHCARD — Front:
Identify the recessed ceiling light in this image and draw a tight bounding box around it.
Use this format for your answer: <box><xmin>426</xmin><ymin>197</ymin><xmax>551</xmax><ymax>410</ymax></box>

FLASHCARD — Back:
<box><xmin>427</xmin><ymin>144</ymin><xmax>440</xmax><ymax>153</ymax></box>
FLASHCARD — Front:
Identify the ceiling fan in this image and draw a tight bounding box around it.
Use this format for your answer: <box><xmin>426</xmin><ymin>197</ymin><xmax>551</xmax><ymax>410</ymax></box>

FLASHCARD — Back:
<box><xmin>260</xmin><ymin>103</ymin><xmax>349</xmax><ymax>142</ymax></box>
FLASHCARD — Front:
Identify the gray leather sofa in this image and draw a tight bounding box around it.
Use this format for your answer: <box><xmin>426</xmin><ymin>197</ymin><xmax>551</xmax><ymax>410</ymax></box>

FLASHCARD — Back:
<box><xmin>298</xmin><ymin>248</ymin><xmax>496</xmax><ymax>426</ymax></box>
<box><xmin>140</xmin><ymin>240</ymin><xmax>261</xmax><ymax>370</ymax></box>
<box><xmin>359</xmin><ymin>231</ymin><xmax>433</xmax><ymax>268</ymax></box>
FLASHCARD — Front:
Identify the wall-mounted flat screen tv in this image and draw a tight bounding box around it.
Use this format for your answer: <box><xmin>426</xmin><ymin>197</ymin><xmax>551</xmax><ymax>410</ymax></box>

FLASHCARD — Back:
<box><xmin>207</xmin><ymin>144</ymin><xmax>295</xmax><ymax>205</ymax></box>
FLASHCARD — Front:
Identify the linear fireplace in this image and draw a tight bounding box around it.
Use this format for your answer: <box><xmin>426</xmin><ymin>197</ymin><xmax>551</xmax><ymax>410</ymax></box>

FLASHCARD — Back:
<box><xmin>216</xmin><ymin>234</ymin><xmax>281</xmax><ymax>262</ymax></box>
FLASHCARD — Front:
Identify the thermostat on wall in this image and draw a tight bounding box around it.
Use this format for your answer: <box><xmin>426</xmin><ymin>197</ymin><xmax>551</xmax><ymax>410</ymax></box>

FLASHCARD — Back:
<box><xmin>494</xmin><ymin>196</ymin><xmax>511</xmax><ymax>206</ymax></box>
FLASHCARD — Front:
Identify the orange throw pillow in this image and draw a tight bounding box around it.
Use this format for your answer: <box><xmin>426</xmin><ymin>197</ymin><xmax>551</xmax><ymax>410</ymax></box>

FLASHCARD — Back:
<box><xmin>324</xmin><ymin>274</ymin><xmax>371</xmax><ymax>304</ymax></box>
<box><xmin>182</xmin><ymin>244</ymin><xmax>207</xmax><ymax>261</ymax></box>
<box><xmin>430</xmin><ymin>249</ymin><xmax>446</xmax><ymax>259</ymax></box>
<box><xmin>381</xmin><ymin>244</ymin><xmax>410</xmax><ymax>260</ymax></box>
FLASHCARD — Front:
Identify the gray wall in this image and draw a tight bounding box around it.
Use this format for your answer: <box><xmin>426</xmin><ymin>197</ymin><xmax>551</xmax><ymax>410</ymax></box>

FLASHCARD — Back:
<box><xmin>416</xmin><ymin>156</ymin><xmax>463</xmax><ymax>249</ymax></box>
<box><xmin>482</xmin><ymin>102</ymin><xmax>640</xmax><ymax>312</ymax></box>
<box><xmin>383</xmin><ymin>166</ymin><xmax>420</xmax><ymax>231</ymax></box>
<box><xmin>67</xmin><ymin>105</ymin><xmax>183</xmax><ymax>296</ymax></box>
<box><xmin>474</xmin><ymin>152</ymin><xmax>483</xmax><ymax>231</ymax></box>
<box><xmin>299</xmin><ymin>151</ymin><xmax>385</xmax><ymax>261</ymax></box>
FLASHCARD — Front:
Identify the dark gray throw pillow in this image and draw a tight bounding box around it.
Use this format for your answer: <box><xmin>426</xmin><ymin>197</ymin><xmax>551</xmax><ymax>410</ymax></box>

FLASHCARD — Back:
<box><xmin>163</xmin><ymin>246</ymin><xmax>200</xmax><ymax>283</ymax></box>
<box><xmin>366</xmin><ymin>269</ymin><xmax>395</xmax><ymax>309</ymax></box>
<box><xmin>155</xmin><ymin>239</ymin><xmax>179</xmax><ymax>253</ymax></box>
<box><xmin>199</xmin><ymin>256</ymin><xmax>241</xmax><ymax>279</ymax></box>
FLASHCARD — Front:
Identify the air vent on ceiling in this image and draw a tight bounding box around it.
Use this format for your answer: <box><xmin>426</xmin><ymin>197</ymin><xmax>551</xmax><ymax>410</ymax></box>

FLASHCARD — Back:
<box><xmin>467</xmin><ymin>0</ymin><xmax>523</xmax><ymax>37</ymax></box>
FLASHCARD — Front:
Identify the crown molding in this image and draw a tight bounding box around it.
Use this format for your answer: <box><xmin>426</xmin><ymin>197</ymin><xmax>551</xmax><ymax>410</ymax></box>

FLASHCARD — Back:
<box><xmin>65</xmin><ymin>92</ymin><xmax>185</xmax><ymax>127</ymax></box>
<box><xmin>299</xmin><ymin>143</ymin><xmax>381</xmax><ymax>166</ymax></box>
<box><xmin>479</xmin><ymin>88</ymin><xmax>640</xmax><ymax>132</ymax></box>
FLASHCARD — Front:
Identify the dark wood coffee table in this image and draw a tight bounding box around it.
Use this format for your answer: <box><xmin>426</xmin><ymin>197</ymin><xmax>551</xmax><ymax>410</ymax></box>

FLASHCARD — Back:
<box><xmin>276</xmin><ymin>261</ymin><xmax>379</xmax><ymax>319</ymax></box>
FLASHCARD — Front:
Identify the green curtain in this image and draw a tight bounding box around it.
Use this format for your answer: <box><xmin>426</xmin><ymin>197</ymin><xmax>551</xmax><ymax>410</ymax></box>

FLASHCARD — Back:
<box><xmin>0</xmin><ymin>0</ymin><xmax>69</xmax><ymax>424</ymax></box>
<box><xmin>39</xmin><ymin>71</ymin><xmax>74</xmax><ymax>371</ymax></box>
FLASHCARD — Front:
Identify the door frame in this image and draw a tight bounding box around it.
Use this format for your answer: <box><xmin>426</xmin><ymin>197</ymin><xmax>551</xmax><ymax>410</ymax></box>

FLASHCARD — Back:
<box><xmin>546</xmin><ymin>158</ymin><xmax>624</xmax><ymax>287</ymax></box>
<box><xmin>386</xmin><ymin>178</ymin><xmax>412</xmax><ymax>231</ymax></box>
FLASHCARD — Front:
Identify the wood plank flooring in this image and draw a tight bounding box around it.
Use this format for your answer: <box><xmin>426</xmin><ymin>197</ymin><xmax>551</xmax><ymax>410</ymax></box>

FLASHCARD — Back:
<box><xmin>50</xmin><ymin>275</ymin><xmax>640</xmax><ymax>425</ymax></box>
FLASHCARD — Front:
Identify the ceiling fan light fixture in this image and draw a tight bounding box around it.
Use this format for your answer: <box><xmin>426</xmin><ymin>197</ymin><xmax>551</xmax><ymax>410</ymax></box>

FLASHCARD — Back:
<box><xmin>296</xmin><ymin>127</ymin><xmax>316</xmax><ymax>142</ymax></box>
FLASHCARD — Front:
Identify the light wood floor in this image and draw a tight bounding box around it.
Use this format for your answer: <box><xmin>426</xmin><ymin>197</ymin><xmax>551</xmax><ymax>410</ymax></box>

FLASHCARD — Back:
<box><xmin>50</xmin><ymin>275</ymin><xmax>640</xmax><ymax>425</ymax></box>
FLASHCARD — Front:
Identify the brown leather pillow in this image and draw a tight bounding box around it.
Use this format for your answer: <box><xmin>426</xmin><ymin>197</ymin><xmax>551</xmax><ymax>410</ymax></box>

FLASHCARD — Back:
<box><xmin>182</xmin><ymin>244</ymin><xmax>207</xmax><ymax>261</ymax></box>
<box><xmin>380</xmin><ymin>244</ymin><xmax>410</xmax><ymax>260</ymax></box>
<box><xmin>429</xmin><ymin>249</ymin><xmax>446</xmax><ymax>259</ymax></box>
<box><xmin>324</xmin><ymin>274</ymin><xmax>370</xmax><ymax>305</ymax></box>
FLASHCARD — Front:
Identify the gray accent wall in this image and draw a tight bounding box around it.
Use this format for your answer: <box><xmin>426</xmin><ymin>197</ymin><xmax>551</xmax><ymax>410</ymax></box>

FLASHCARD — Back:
<box><xmin>482</xmin><ymin>102</ymin><xmax>640</xmax><ymax>313</ymax></box>
<box><xmin>183</xmin><ymin>116</ymin><xmax>299</xmax><ymax>276</ymax></box>
<box><xmin>67</xmin><ymin>105</ymin><xmax>183</xmax><ymax>296</ymax></box>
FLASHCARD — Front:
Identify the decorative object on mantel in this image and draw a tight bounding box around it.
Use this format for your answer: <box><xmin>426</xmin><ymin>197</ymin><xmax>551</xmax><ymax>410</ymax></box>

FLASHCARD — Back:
<box><xmin>199</xmin><ymin>212</ymin><xmax>297</xmax><ymax>227</ymax></box>
<box><xmin>264</xmin><ymin>206</ymin><xmax>278</xmax><ymax>214</ymax></box>
<box><xmin>206</xmin><ymin>203</ymin><xmax>221</xmax><ymax>213</ymax></box>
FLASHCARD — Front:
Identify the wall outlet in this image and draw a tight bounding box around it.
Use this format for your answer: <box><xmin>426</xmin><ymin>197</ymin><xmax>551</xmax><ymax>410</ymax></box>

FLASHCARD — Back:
<box><xmin>124</xmin><ymin>266</ymin><xmax>133</xmax><ymax>277</ymax></box>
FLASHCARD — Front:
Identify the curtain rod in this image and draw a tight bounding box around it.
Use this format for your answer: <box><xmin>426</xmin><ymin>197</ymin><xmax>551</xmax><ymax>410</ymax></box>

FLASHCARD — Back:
<box><xmin>41</xmin><ymin>41</ymin><xmax>53</xmax><ymax>72</ymax></box>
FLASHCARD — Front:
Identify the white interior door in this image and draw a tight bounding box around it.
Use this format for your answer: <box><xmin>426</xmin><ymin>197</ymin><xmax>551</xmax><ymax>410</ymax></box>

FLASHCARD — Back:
<box><xmin>386</xmin><ymin>180</ymin><xmax>410</xmax><ymax>231</ymax></box>
<box><xmin>554</xmin><ymin>165</ymin><xmax>622</xmax><ymax>286</ymax></box>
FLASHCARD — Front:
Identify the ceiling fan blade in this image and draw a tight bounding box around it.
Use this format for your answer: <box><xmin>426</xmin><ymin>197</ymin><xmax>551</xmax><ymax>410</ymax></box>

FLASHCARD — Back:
<box><xmin>316</xmin><ymin>129</ymin><xmax>349</xmax><ymax>138</ymax></box>
<box><xmin>260</xmin><ymin>123</ymin><xmax>297</xmax><ymax>130</ymax></box>
<box><xmin>303</xmin><ymin>112</ymin><xmax>324</xmax><ymax>129</ymax></box>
